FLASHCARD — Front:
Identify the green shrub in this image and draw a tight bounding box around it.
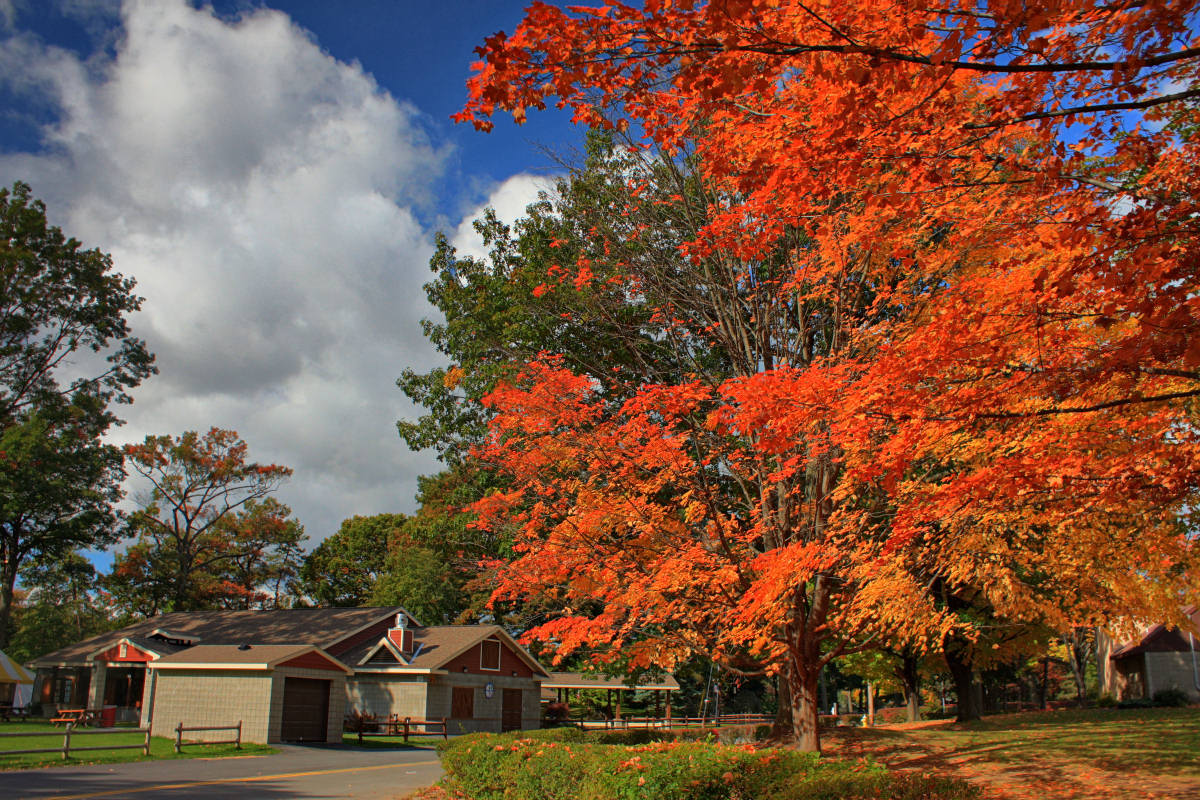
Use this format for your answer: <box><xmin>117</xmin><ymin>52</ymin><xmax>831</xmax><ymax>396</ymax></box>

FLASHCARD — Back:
<box><xmin>1095</xmin><ymin>693</ymin><xmax>1116</xmax><ymax>708</ymax></box>
<box><xmin>768</xmin><ymin>770</ymin><xmax>980</xmax><ymax>799</ymax></box>
<box><xmin>872</xmin><ymin>707</ymin><xmax>909</xmax><ymax>725</ymax></box>
<box><xmin>577</xmin><ymin>743</ymin><xmax>818</xmax><ymax>800</ymax></box>
<box><xmin>438</xmin><ymin>732</ymin><xmax>978</xmax><ymax>800</ymax></box>
<box><xmin>1117</xmin><ymin>698</ymin><xmax>1153</xmax><ymax>709</ymax></box>
<box><xmin>585</xmin><ymin>728</ymin><xmax>671</xmax><ymax>745</ymax></box>
<box><xmin>522</xmin><ymin>726</ymin><xmax>588</xmax><ymax>743</ymax></box>
<box><xmin>1151</xmin><ymin>688</ymin><xmax>1190</xmax><ymax>707</ymax></box>
<box><xmin>671</xmin><ymin>724</ymin><xmax>763</xmax><ymax>744</ymax></box>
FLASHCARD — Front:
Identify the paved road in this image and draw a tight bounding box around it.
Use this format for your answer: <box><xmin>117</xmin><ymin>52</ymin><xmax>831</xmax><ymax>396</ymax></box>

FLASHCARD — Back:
<box><xmin>0</xmin><ymin>744</ymin><xmax>443</xmax><ymax>799</ymax></box>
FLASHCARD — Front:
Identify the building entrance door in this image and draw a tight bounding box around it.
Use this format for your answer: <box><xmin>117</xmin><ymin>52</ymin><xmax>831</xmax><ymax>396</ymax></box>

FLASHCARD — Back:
<box><xmin>501</xmin><ymin>688</ymin><xmax>522</xmax><ymax>732</ymax></box>
<box><xmin>280</xmin><ymin>677</ymin><xmax>330</xmax><ymax>742</ymax></box>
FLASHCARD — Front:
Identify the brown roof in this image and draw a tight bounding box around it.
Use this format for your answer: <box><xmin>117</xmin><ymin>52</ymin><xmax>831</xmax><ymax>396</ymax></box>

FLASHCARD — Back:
<box><xmin>32</xmin><ymin>607</ymin><xmax>405</xmax><ymax>667</ymax></box>
<box><xmin>152</xmin><ymin>644</ymin><xmax>351</xmax><ymax>673</ymax></box>
<box><xmin>1111</xmin><ymin>605</ymin><xmax>1200</xmax><ymax>660</ymax></box>
<box><xmin>348</xmin><ymin>625</ymin><xmax>550</xmax><ymax>677</ymax></box>
<box><xmin>543</xmin><ymin>672</ymin><xmax>681</xmax><ymax>691</ymax></box>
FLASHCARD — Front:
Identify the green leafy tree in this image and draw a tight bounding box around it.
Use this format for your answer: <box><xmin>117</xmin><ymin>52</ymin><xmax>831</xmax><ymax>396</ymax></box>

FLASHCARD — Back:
<box><xmin>109</xmin><ymin>428</ymin><xmax>296</xmax><ymax>615</ymax></box>
<box><xmin>397</xmin><ymin>131</ymin><xmax>699</xmax><ymax>463</ymax></box>
<box><xmin>0</xmin><ymin>181</ymin><xmax>154</xmax><ymax>647</ymax></box>
<box><xmin>370</xmin><ymin>542</ymin><xmax>463</xmax><ymax>626</ymax></box>
<box><xmin>298</xmin><ymin>514</ymin><xmax>400</xmax><ymax>607</ymax></box>
<box><xmin>5</xmin><ymin>551</ymin><xmax>120</xmax><ymax>662</ymax></box>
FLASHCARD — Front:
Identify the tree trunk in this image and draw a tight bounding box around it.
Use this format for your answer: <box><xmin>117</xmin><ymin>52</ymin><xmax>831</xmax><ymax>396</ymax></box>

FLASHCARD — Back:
<box><xmin>0</xmin><ymin>557</ymin><xmax>16</xmax><ymax>650</ymax></box>
<box><xmin>943</xmin><ymin>634</ymin><xmax>980</xmax><ymax>722</ymax></box>
<box><xmin>900</xmin><ymin>651</ymin><xmax>921</xmax><ymax>722</ymax></box>
<box><xmin>1066</xmin><ymin>628</ymin><xmax>1089</xmax><ymax>707</ymax></box>
<box><xmin>786</xmin><ymin>655</ymin><xmax>822</xmax><ymax>752</ymax></box>
<box><xmin>772</xmin><ymin>670</ymin><xmax>793</xmax><ymax>738</ymax></box>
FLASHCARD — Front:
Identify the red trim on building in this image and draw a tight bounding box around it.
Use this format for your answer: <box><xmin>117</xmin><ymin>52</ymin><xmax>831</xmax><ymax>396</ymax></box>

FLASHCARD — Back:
<box><xmin>97</xmin><ymin>642</ymin><xmax>154</xmax><ymax>663</ymax></box>
<box><xmin>444</xmin><ymin>641</ymin><xmax>535</xmax><ymax>678</ymax></box>
<box><xmin>386</xmin><ymin>628</ymin><xmax>414</xmax><ymax>654</ymax></box>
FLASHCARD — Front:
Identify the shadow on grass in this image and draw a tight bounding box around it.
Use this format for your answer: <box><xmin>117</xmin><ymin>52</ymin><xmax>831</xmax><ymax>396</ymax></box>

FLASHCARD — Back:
<box><xmin>824</xmin><ymin>707</ymin><xmax>1200</xmax><ymax>799</ymax></box>
<box><xmin>340</xmin><ymin>734</ymin><xmax>441</xmax><ymax>751</ymax></box>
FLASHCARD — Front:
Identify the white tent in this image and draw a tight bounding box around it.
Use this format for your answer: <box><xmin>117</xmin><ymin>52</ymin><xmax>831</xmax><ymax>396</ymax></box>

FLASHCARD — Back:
<box><xmin>0</xmin><ymin>649</ymin><xmax>34</xmax><ymax>707</ymax></box>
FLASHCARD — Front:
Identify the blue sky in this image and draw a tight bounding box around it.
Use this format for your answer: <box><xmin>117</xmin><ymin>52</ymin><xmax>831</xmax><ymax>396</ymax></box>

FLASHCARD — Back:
<box><xmin>0</xmin><ymin>0</ymin><xmax>579</xmax><ymax>559</ymax></box>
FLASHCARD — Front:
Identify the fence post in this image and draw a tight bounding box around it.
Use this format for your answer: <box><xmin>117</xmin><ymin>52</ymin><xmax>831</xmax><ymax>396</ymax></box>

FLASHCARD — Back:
<box><xmin>403</xmin><ymin>717</ymin><xmax>410</xmax><ymax>743</ymax></box>
<box><xmin>174</xmin><ymin>722</ymin><xmax>183</xmax><ymax>754</ymax></box>
<box><xmin>236</xmin><ymin>720</ymin><xmax>242</xmax><ymax>750</ymax></box>
<box><xmin>143</xmin><ymin>726</ymin><xmax>151</xmax><ymax>756</ymax></box>
<box><xmin>63</xmin><ymin>722</ymin><xmax>72</xmax><ymax>760</ymax></box>
<box><xmin>441</xmin><ymin>718</ymin><xmax>448</xmax><ymax>740</ymax></box>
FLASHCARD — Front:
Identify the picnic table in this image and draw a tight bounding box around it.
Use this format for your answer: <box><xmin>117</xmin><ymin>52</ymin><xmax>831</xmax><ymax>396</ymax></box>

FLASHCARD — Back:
<box><xmin>50</xmin><ymin>708</ymin><xmax>97</xmax><ymax>726</ymax></box>
<box><xmin>0</xmin><ymin>704</ymin><xmax>30</xmax><ymax>722</ymax></box>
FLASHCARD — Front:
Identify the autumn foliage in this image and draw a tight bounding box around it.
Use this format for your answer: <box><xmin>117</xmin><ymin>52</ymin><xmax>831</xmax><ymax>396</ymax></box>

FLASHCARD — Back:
<box><xmin>460</xmin><ymin>1</ymin><xmax>1200</xmax><ymax>749</ymax></box>
<box><xmin>112</xmin><ymin>428</ymin><xmax>301</xmax><ymax>614</ymax></box>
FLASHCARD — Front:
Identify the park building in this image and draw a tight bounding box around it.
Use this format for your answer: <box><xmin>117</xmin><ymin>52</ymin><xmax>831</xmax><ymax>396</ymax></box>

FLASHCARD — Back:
<box><xmin>27</xmin><ymin>607</ymin><xmax>549</xmax><ymax>743</ymax></box>
<box><xmin>1098</xmin><ymin>604</ymin><xmax>1200</xmax><ymax>703</ymax></box>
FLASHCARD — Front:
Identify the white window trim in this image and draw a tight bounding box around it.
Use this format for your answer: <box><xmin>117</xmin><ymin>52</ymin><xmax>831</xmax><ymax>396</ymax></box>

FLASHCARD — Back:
<box><xmin>480</xmin><ymin>639</ymin><xmax>502</xmax><ymax>671</ymax></box>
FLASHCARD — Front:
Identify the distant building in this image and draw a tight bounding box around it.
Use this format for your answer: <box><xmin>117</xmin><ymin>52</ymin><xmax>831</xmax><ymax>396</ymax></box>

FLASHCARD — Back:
<box><xmin>29</xmin><ymin>607</ymin><xmax>548</xmax><ymax>743</ymax></box>
<box><xmin>1098</xmin><ymin>605</ymin><xmax>1200</xmax><ymax>702</ymax></box>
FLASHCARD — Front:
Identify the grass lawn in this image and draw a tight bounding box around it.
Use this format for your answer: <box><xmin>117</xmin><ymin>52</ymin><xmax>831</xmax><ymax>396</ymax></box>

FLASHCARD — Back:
<box><xmin>0</xmin><ymin>721</ymin><xmax>275</xmax><ymax>771</ymax></box>
<box><xmin>342</xmin><ymin>731</ymin><xmax>446</xmax><ymax>749</ymax></box>
<box><xmin>824</xmin><ymin>707</ymin><xmax>1200</xmax><ymax>799</ymax></box>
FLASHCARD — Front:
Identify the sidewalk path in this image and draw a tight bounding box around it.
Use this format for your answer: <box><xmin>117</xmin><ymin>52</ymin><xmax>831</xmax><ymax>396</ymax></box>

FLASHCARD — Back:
<box><xmin>0</xmin><ymin>744</ymin><xmax>443</xmax><ymax>799</ymax></box>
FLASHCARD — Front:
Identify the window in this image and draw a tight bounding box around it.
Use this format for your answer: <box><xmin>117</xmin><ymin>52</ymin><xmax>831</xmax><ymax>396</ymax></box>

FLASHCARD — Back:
<box><xmin>451</xmin><ymin>687</ymin><xmax>474</xmax><ymax>719</ymax></box>
<box><xmin>480</xmin><ymin>639</ymin><xmax>501</xmax><ymax>671</ymax></box>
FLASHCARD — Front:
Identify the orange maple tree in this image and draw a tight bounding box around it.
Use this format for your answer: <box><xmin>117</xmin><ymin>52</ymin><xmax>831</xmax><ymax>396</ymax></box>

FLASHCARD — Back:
<box><xmin>112</xmin><ymin>428</ymin><xmax>299</xmax><ymax>615</ymax></box>
<box><xmin>460</xmin><ymin>1</ymin><xmax>1200</xmax><ymax>750</ymax></box>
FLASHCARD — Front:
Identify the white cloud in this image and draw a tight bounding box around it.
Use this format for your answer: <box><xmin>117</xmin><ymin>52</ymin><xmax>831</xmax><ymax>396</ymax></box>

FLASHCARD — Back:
<box><xmin>0</xmin><ymin>0</ymin><xmax>449</xmax><ymax>541</ymax></box>
<box><xmin>449</xmin><ymin>172</ymin><xmax>557</xmax><ymax>261</ymax></box>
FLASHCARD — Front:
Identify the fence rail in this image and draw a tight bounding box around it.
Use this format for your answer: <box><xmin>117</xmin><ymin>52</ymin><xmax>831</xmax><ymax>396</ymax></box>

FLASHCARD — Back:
<box><xmin>573</xmin><ymin>713</ymin><xmax>774</xmax><ymax>730</ymax></box>
<box><xmin>174</xmin><ymin>721</ymin><xmax>242</xmax><ymax>753</ymax></box>
<box><xmin>0</xmin><ymin>724</ymin><xmax>151</xmax><ymax>759</ymax></box>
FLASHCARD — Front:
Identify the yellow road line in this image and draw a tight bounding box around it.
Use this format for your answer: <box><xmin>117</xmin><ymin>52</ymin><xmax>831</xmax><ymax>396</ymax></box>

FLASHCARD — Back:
<box><xmin>32</xmin><ymin>759</ymin><xmax>443</xmax><ymax>800</ymax></box>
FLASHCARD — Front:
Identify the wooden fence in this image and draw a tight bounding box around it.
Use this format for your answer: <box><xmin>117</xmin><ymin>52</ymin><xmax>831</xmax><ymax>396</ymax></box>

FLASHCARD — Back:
<box><xmin>173</xmin><ymin>721</ymin><xmax>242</xmax><ymax>753</ymax></box>
<box><xmin>575</xmin><ymin>713</ymin><xmax>773</xmax><ymax>730</ymax></box>
<box><xmin>0</xmin><ymin>724</ymin><xmax>151</xmax><ymax>760</ymax></box>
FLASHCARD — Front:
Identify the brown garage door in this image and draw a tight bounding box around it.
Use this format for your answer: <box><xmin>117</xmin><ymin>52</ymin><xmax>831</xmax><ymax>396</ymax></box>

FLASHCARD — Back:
<box><xmin>280</xmin><ymin>677</ymin><xmax>330</xmax><ymax>742</ymax></box>
<box><xmin>501</xmin><ymin>688</ymin><xmax>523</xmax><ymax>732</ymax></box>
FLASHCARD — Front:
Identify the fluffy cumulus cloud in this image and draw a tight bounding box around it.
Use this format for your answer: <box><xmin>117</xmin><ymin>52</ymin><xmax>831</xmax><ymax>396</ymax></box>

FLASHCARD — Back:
<box><xmin>0</xmin><ymin>0</ymin><xmax>458</xmax><ymax>541</ymax></box>
<box><xmin>450</xmin><ymin>172</ymin><xmax>558</xmax><ymax>260</ymax></box>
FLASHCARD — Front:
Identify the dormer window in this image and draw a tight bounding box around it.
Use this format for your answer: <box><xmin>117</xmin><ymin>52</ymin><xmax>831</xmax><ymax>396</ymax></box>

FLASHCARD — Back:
<box><xmin>481</xmin><ymin>639</ymin><xmax>501</xmax><ymax>671</ymax></box>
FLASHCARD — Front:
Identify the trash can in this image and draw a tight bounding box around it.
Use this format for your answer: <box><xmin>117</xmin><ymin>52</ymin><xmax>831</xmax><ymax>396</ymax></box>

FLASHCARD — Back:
<box><xmin>100</xmin><ymin>705</ymin><xmax>117</xmax><ymax>727</ymax></box>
